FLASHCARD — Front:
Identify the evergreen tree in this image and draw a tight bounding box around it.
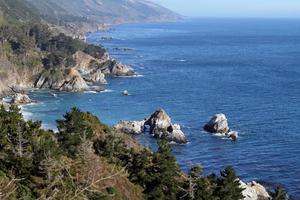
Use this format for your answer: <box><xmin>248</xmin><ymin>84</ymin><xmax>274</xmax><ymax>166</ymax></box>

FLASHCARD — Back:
<box><xmin>272</xmin><ymin>187</ymin><xmax>287</xmax><ymax>200</ymax></box>
<box><xmin>56</xmin><ymin>107</ymin><xmax>97</xmax><ymax>157</ymax></box>
<box><xmin>144</xmin><ymin>140</ymin><xmax>181</xmax><ymax>200</ymax></box>
<box><xmin>215</xmin><ymin>166</ymin><xmax>244</xmax><ymax>200</ymax></box>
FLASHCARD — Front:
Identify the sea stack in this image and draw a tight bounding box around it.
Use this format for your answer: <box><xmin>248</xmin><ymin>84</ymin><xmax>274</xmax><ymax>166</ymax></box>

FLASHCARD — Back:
<box><xmin>144</xmin><ymin>109</ymin><xmax>187</xmax><ymax>144</ymax></box>
<box><xmin>204</xmin><ymin>113</ymin><xmax>238</xmax><ymax>140</ymax></box>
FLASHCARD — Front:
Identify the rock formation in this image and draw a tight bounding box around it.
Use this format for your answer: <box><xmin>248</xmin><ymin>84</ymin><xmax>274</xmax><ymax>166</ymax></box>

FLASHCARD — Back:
<box><xmin>204</xmin><ymin>113</ymin><xmax>230</xmax><ymax>134</ymax></box>
<box><xmin>144</xmin><ymin>109</ymin><xmax>187</xmax><ymax>144</ymax></box>
<box><xmin>109</xmin><ymin>61</ymin><xmax>135</xmax><ymax>76</ymax></box>
<box><xmin>240</xmin><ymin>181</ymin><xmax>271</xmax><ymax>200</ymax></box>
<box><xmin>11</xmin><ymin>93</ymin><xmax>32</xmax><ymax>105</ymax></box>
<box><xmin>114</xmin><ymin>120</ymin><xmax>145</xmax><ymax>134</ymax></box>
<box><xmin>35</xmin><ymin>68</ymin><xmax>88</xmax><ymax>92</ymax></box>
<box><xmin>203</xmin><ymin>113</ymin><xmax>238</xmax><ymax>140</ymax></box>
<box><xmin>83</xmin><ymin>70</ymin><xmax>107</xmax><ymax>84</ymax></box>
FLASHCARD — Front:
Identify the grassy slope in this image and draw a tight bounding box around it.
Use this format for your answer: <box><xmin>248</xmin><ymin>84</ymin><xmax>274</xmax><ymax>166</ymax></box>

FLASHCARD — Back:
<box><xmin>26</xmin><ymin>0</ymin><xmax>180</xmax><ymax>24</ymax></box>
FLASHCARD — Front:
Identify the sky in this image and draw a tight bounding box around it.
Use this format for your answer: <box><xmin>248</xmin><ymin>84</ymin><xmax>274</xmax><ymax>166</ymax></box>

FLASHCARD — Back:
<box><xmin>153</xmin><ymin>0</ymin><xmax>300</xmax><ymax>18</ymax></box>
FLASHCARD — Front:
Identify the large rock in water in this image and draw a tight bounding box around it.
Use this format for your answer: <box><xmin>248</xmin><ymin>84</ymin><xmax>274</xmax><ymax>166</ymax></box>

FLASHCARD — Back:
<box><xmin>240</xmin><ymin>181</ymin><xmax>271</xmax><ymax>200</ymax></box>
<box><xmin>11</xmin><ymin>93</ymin><xmax>32</xmax><ymax>105</ymax></box>
<box><xmin>144</xmin><ymin>109</ymin><xmax>187</xmax><ymax>144</ymax></box>
<box><xmin>114</xmin><ymin>120</ymin><xmax>145</xmax><ymax>134</ymax></box>
<box><xmin>204</xmin><ymin>113</ymin><xmax>230</xmax><ymax>134</ymax></box>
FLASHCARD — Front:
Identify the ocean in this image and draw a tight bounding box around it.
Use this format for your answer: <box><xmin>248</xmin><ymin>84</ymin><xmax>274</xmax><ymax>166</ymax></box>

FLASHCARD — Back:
<box><xmin>22</xmin><ymin>18</ymin><xmax>300</xmax><ymax>198</ymax></box>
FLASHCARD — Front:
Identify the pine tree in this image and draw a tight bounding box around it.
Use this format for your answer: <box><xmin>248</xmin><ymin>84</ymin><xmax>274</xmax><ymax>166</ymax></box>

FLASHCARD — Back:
<box><xmin>215</xmin><ymin>166</ymin><xmax>244</xmax><ymax>200</ymax></box>
<box><xmin>56</xmin><ymin>107</ymin><xmax>96</xmax><ymax>157</ymax></box>
<box><xmin>272</xmin><ymin>187</ymin><xmax>287</xmax><ymax>200</ymax></box>
<box><xmin>144</xmin><ymin>140</ymin><xmax>181</xmax><ymax>200</ymax></box>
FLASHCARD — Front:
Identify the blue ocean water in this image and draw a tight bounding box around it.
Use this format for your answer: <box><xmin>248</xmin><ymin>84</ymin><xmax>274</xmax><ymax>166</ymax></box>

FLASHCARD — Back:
<box><xmin>23</xmin><ymin>18</ymin><xmax>300</xmax><ymax>197</ymax></box>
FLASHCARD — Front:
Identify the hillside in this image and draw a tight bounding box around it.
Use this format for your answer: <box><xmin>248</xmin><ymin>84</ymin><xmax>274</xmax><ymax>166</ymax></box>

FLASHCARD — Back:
<box><xmin>25</xmin><ymin>0</ymin><xmax>181</xmax><ymax>36</ymax></box>
<box><xmin>27</xmin><ymin>0</ymin><xmax>180</xmax><ymax>23</ymax></box>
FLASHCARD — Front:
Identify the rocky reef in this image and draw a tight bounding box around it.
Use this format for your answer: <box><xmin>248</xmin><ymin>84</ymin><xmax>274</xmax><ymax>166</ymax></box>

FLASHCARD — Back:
<box><xmin>204</xmin><ymin>113</ymin><xmax>238</xmax><ymax>140</ymax></box>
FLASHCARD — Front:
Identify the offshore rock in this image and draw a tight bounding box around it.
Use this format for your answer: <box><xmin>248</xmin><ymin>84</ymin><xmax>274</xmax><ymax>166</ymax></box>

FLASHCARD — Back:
<box><xmin>204</xmin><ymin>113</ymin><xmax>230</xmax><ymax>134</ymax></box>
<box><xmin>144</xmin><ymin>109</ymin><xmax>187</xmax><ymax>144</ymax></box>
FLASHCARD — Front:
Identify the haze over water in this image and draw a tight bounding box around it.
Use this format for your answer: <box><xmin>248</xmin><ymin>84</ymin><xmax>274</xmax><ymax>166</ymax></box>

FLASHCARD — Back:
<box><xmin>23</xmin><ymin>18</ymin><xmax>300</xmax><ymax>198</ymax></box>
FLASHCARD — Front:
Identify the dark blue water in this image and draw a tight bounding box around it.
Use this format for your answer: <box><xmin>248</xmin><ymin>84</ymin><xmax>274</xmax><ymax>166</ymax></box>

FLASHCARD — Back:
<box><xmin>23</xmin><ymin>18</ymin><xmax>300</xmax><ymax>197</ymax></box>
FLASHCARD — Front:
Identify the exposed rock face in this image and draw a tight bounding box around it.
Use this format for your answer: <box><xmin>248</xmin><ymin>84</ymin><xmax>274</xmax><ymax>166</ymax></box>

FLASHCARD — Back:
<box><xmin>83</xmin><ymin>70</ymin><xmax>107</xmax><ymax>84</ymax></box>
<box><xmin>35</xmin><ymin>68</ymin><xmax>88</xmax><ymax>92</ymax></box>
<box><xmin>204</xmin><ymin>113</ymin><xmax>230</xmax><ymax>134</ymax></box>
<box><xmin>204</xmin><ymin>113</ymin><xmax>239</xmax><ymax>140</ymax></box>
<box><xmin>114</xmin><ymin>120</ymin><xmax>145</xmax><ymax>134</ymax></box>
<box><xmin>144</xmin><ymin>109</ymin><xmax>187</xmax><ymax>144</ymax></box>
<box><xmin>73</xmin><ymin>51</ymin><xmax>109</xmax><ymax>74</ymax></box>
<box><xmin>240</xmin><ymin>181</ymin><xmax>271</xmax><ymax>200</ymax></box>
<box><xmin>109</xmin><ymin>62</ymin><xmax>135</xmax><ymax>76</ymax></box>
<box><xmin>11</xmin><ymin>93</ymin><xmax>32</xmax><ymax>105</ymax></box>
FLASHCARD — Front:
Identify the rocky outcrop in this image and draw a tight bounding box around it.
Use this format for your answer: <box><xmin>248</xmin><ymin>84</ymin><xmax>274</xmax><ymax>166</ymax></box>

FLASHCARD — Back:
<box><xmin>102</xmin><ymin>60</ymin><xmax>135</xmax><ymax>76</ymax></box>
<box><xmin>240</xmin><ymin>181</ymin><xmax>271</xmax><ymax>200</ymax></box>
<box><xmin>203</xmin><ymin>113</ymin><xmax>238</xmax><ymax>140</ymax></box>
<box><xmin>35</xmin><ymin>68</ymin><xmax>88</xmax><ymax>92</ymax></box>
<box><xmin>10</xmin><ymin>93</ymin><xmax>32</xmax><ymax>105</ymax></box>
<box><xmin>83</xmin><ymin>70</ymin><xmax>107</xmax><ymax>84</ymax></box>
<box><xmin>114</xmin><ymin>120</ymin><xmax>145</xmax><ymax>134</ymax></box>
<box><xmin>144</xmin><ymin>109</ymin><xmax>187</xmax><ymax>144</ymax></box>
<box><xmin>73</xmin><ymin>51</ymin><xmax>109</xmax><ymax>74</ymax></box>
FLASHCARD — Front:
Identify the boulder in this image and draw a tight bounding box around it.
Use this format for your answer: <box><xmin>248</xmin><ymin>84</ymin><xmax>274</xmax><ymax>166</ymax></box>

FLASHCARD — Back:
<box><xmin>114</xmin><ymin>120</ymin><xmax>145</xmax><ymax>134</ymax></box>
<box><xmin>240</xmin><ymin>181</ymin><xmax>271</xmax><ymax>200</ymax></box>
<box><xmin>204</xmin><ymin>113</ymin><xmax>230</xmax><ymax>134</ymax></box>
<box><xmin>11</xmin><ymin>93</ymin><xmax>32</xmax><ymax>105</ymax></box>
<box><xmin>144</xmin><ymin>109</ymin><xmax>187</xmax><ymax>144</ymax></box>
<box><xmin>228</xmin><ymin>131</ymin><xmax>238</xmax><ymax>141</ymax></box>
<box><xmin>122</xmin><ymin>90</ymin><xmax>129</xmax><ymax>96</ymax></box>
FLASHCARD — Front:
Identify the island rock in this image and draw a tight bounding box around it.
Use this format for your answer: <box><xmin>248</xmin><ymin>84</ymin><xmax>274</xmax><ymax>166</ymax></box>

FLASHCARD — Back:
<box><xmin>204</xmin><ymin>113</ymin><xmax>230</xmax><ymax>134</ymax></box>
<box><xmin>144</xmin><ymin>109</ymin><xmax>187</xmax><ymax>144</ymax></box>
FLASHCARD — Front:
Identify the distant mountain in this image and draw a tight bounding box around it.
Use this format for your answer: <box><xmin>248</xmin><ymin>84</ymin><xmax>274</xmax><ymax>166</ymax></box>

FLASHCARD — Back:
<box><xmin>0</xmin><ymin>0</ymin><xmax>39</xmax><ymax>21</ymax></box>
<box><xmin>26</xmin><ymin>0</ymin><xmax>181</xmax><ymax>24</ymax></box>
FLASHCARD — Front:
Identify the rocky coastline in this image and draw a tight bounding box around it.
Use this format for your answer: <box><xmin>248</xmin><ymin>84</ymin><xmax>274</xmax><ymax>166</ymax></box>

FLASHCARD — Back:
<box><xmin>0</xmin><ymin>30</ymin><xmax>286</xmax><ymax>200</ymax></box>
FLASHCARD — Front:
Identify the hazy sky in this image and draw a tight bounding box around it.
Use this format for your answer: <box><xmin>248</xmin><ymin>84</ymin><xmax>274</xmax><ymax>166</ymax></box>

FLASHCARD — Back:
<box><xmin>153</xmin><ymin>0</ymin><xmax>300</xmax><ymax>18</ymax></box>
